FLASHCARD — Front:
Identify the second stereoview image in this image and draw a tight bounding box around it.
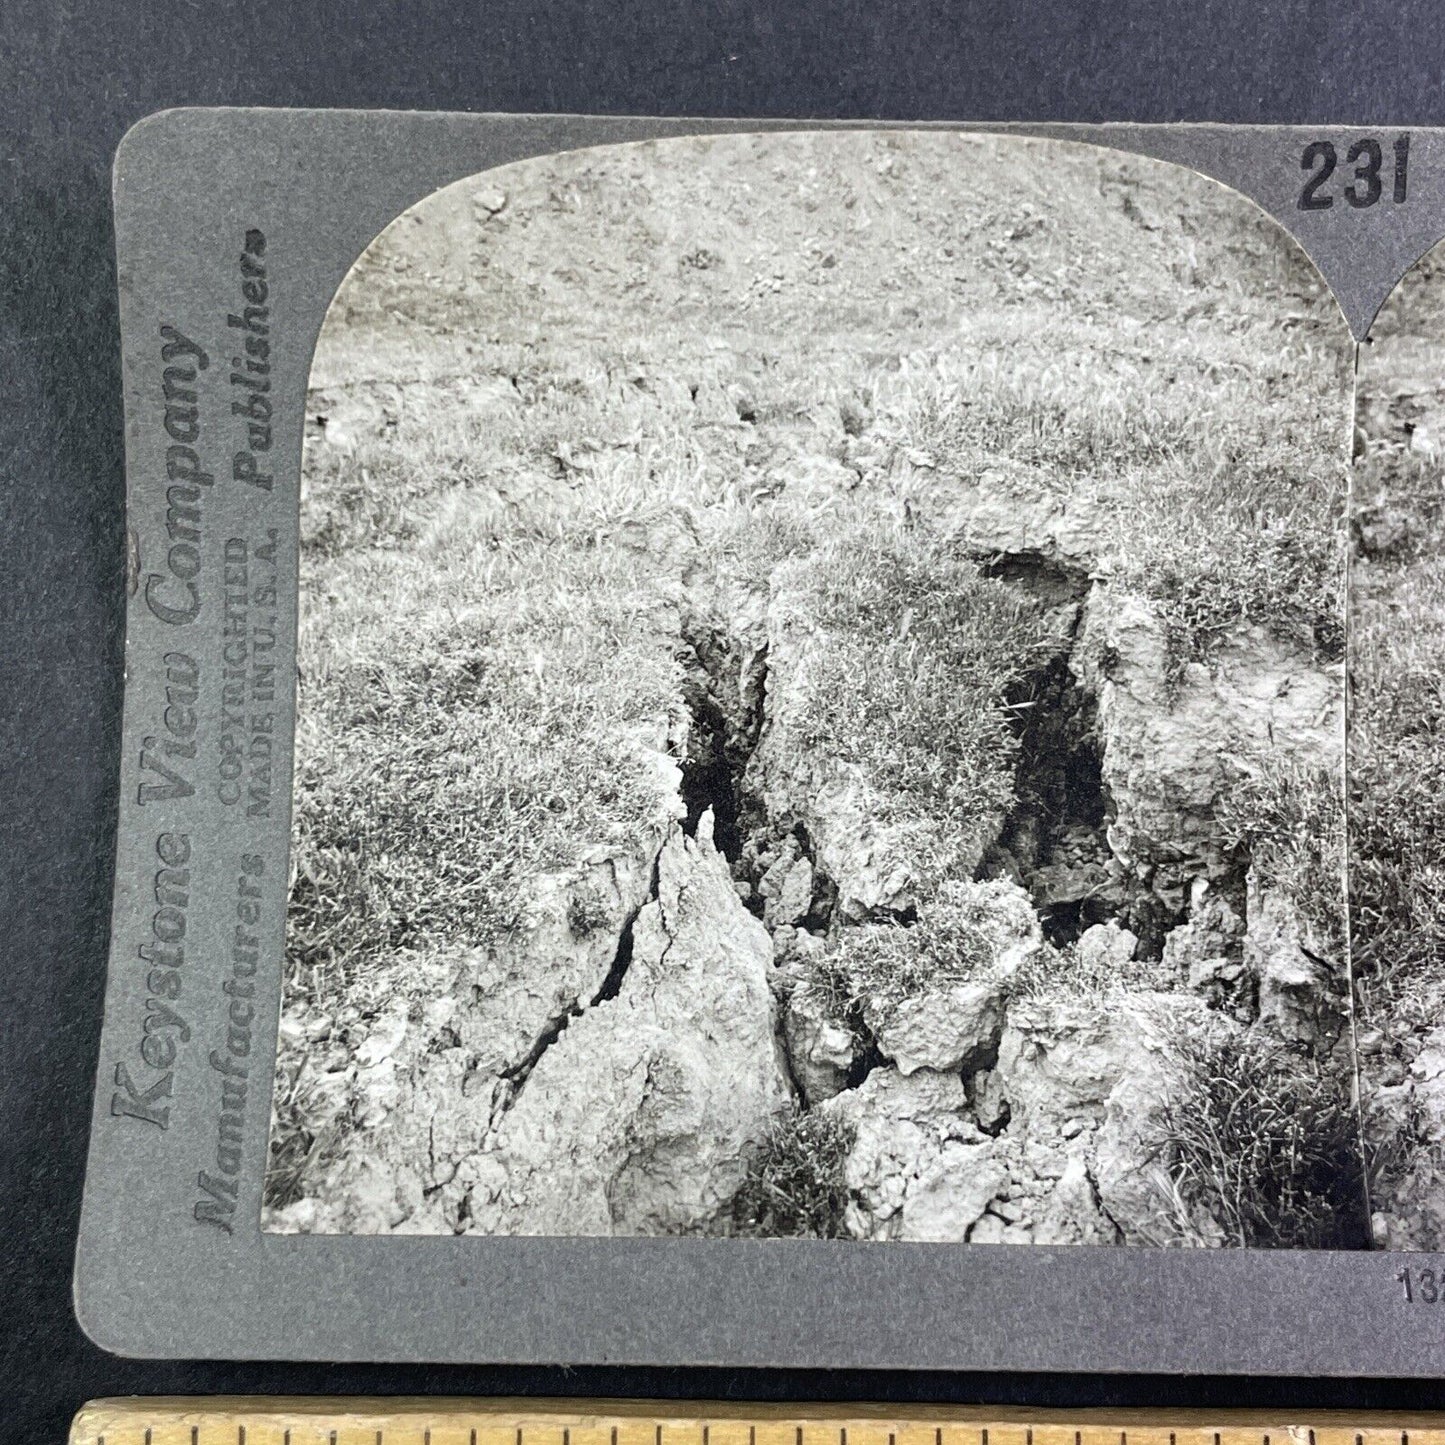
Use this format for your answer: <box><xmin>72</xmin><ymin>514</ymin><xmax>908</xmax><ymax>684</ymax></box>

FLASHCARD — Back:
<box><xmin>260</xmin><ymin>130</ymin><xmax>1371</xmax><ymax>1248</ymax></box>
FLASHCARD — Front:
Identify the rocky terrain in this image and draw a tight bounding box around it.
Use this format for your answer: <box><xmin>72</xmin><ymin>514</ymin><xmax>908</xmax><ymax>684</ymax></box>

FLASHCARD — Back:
<box><xmin>1350</xmin><ymin>241</ymin><xmax>1445</xmax><ymax>1250</ymax></box>
<box><xmin>263</xmin><ymin>132</ymin><xmax>1367</xmax><ymax>1247</ymax></box>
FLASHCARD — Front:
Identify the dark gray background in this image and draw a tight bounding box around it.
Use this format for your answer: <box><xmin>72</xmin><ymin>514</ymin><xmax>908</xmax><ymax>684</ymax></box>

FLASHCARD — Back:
<box><xmin>5</xmin><ymin>1</ymin><xmax>1445</xmax><ymax>1441</ymax></box>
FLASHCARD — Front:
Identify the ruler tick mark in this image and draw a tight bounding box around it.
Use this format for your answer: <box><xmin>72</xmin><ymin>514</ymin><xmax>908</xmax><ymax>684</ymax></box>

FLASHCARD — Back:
<box><xmin>471</xmin><ymin>1431</ymin><xmax>477</xmax><ymax>1445</ymax></box>
<box><xmin>614</xmin><ymin>1429</ymin><xmax>620</xmax><ymax>1445</ymax></box>
<box><xmin>192</xmin><ymin>1430</ymin><xmax>199</xmax><ymax>1445</ymax></box>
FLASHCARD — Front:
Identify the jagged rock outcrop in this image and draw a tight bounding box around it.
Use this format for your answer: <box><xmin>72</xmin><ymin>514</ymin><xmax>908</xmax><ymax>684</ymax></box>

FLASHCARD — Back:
<box><xmin>783</xmin><ymin>978</ymin><xmax>859</xmax><ymax>1105</ymax></box>
<box><xmin>1071</xmin><ymin>587</ymin><xmax>1343</xmax><ymax>908</ymax></box>
<box><xmin>473</xmin><ymin>813</ymin><xmax>793</xmax><ymax>1234</ymax></box>
<box><xmin>265</xmin><ymin>821</ymin><xmax>673</xmax><ymax>1235</ymax></box>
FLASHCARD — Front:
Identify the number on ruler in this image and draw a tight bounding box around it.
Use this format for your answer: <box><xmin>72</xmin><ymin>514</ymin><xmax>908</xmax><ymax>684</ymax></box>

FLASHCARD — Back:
<box><xmin>1299</xmin><ymin>134</ymin><xmax>1410</xmax><ymax>210</ymax></box>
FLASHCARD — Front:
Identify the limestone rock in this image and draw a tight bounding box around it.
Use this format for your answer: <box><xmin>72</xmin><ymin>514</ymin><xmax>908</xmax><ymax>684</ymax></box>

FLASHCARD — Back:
<box><xmin>1367</xmin><ymin>1029</ymin><xmax>1445</xmax><ymax>1250</ymax></box>
<box><xmin>784</xmin><ymin>979</ymin><xmax>858</xmax><ymax>1104</ymax></box>
<box><xmin>761</xmin><ymin>850</ymin><xmax>814</xmax><ymax>928</ymax></box>
<box><xmin>996</xmin><ymin>997</ymin><xmax>1135</xmax><ymax>1124</ymax></box>
<box><xmin>263</xmin><ymin>825</ymin><xmax>669</xmax><ymax>1236</ymax></box>
<box><xmin>825</xmin><ymin>1067</ymin><xmax>1000</xmax><ymax>1240</ymax></box>
<box><xmin>1247</xmin><ymin>876</ymin><xmax>1339</xmax><ymax>1045</ymax></box>
<box><xmin>1071</xmin><ymin>587</ymin><xmax>1343</xmax><ymax>902</ymax></box>
<box><xmin>478</xmin><ymin>814</ymin><xmax>793</xmax><ymax>1235</ymax></box>
<box><xmin>1075</xmin><ymin>921</ymin><xmax>1138</xmax><ymax>974</ymax></box>
<box><xmin>1032</xmin><ymin>1154</ymin><xmax>1119</xmax><ymax>1244</ymax></box>
<box><xmin>859</xmin><ymin>878</ymin><xmax>1045</xmax><ymax>1075</ymax></box>
<box><xmin>940</xmin><ymin>463</ymin><xmax>1106</xmax><ymax>572</ymax></box>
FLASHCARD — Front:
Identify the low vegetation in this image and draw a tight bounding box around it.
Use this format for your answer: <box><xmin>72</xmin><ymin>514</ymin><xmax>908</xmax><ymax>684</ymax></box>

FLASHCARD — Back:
<box><xmin>272</xmin><ymin>132</ymin><xmax>1359</xmax><ymax>1230</ymax></box>
<box><xmin>731</xmin><ymin>1110</ymin><xmax>856</xmax><ymax>1238</ymax></box>
<box><xmin>782</xmin><ymin>532</ymin><xmax>1052</xmax><ymax>856</ymax></box>
<box><xmin>1216</xmin><ymin>758</ymin><xmax>1346</xmax><ymax>956</ymax></box>
<box><xmin>1158</xmin><ymin>1025</ymin><xmax>1367</xmax><ymax>1249</ymax></box>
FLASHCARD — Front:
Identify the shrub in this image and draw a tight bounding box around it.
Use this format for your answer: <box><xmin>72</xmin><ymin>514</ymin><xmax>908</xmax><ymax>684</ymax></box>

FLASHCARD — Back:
<box><xmin>1159</xmin><ymin>1025</ymin><xmax>1368</xmax><ymax>1249</ymax></box>
<box><xmin>731</xmin><ymin>1110</ymin><xmax>856</xmax><ymax>1238</ymax></box>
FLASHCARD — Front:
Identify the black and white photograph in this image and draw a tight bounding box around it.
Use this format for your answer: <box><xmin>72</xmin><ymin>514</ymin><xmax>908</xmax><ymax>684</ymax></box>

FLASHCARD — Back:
<box><xmin>1350</xmin><ymin>238</ymin><xmax>1445</xmax><ymax>1253</ymax></box>
<box><xmin>260</xmin><ymin>131</ymin><xmax>1364</xmax><ymax>1247</ymax></box>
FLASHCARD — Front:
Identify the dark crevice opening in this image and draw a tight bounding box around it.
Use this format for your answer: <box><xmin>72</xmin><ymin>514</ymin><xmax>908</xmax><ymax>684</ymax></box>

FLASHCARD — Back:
<box><xmin>985</xmin><ymin>650</ymin><xmax>1119</xmax><ymax>947</ymax></box>
<box><xmin>674</xmin><ymin>617</ymin><xmax>767</xmax><ymax>866</ymax></box>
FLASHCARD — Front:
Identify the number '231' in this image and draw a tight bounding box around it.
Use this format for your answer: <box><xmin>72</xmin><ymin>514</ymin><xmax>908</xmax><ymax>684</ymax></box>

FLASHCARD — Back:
<box><xmin>1299</xmin><ymin>135</ymin><xmax>1410</xmax><ymax>211</ymax></box>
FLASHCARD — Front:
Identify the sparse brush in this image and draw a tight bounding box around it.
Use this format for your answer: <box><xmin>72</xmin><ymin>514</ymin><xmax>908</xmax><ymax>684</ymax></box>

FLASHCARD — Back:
<box><xmin>731</xmin><ymin>1110</ymin><xmax>856</xmax><ymax>1238</ymax></box>
<box><xmin>1009</xmin><ymin>935</ymin><xmax>1173</xmax><ymax>1004</ymax></box>
<box><xmin>1158</xmin><ymin>1024</ymin><xmax>1368</xmax><ymax>1250</ymax></box>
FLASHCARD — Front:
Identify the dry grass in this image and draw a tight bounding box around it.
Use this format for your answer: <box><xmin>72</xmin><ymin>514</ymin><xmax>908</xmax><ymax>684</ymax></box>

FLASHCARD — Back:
<box><xmin>1158</xmin><ymin>1024</ymin><xmax>1368</xmax><ymax>1249</ymax></box>
<box><xmin>1216</xmin><ymin>757</ymin><xmax>1347</xmax><ymax>956</ymax></box>
<box><xmin>731</xmin><ymin>1110</ymin><xmax>856</xmax><ymax>1238</ymax></box>
<box><xmin>780</xmin><ymin>530</ymin><xmax>1053</xmax><ymax>851</ymax></box>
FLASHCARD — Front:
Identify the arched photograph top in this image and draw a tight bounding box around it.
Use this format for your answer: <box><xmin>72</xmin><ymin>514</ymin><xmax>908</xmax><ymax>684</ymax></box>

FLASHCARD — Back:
<box><xmin>262</xmin><ymin>130</ymin><xmax>1361</xmax><ymax>1248</ymax></box>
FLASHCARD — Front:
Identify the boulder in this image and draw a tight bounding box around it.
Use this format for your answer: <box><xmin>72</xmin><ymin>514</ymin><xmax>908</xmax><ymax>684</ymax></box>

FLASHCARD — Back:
<box><xmin>1075</xmin><ymin>921</ymin><xmax>1138</xmax><ymax>975</ymax></box>
<box><xmin>477</xmin><ymin>813</ymin><xmax>793</xmax><ymax>1235</ymax></box>
<box><xmin>783</xmin><ymin>979</ymin><xmax>858</xmax><ymax>1104</ymax></box>
<box><xmin>858</xmin><ymin>878</ymin><xmax>1045</xmax><ymax>1074</ymax></box>
<box><xmin>824</xmin><ymin>1067</ymin><xmax>1001</xmax><ymax>1240</ymax></box>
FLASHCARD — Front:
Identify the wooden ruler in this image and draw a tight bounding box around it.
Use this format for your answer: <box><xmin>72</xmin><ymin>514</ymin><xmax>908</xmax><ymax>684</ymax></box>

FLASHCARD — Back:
<box><xmin>65</xmin><ymin>1402</ymin><xmax>1445</xmax><ymax>1445</ymax></box>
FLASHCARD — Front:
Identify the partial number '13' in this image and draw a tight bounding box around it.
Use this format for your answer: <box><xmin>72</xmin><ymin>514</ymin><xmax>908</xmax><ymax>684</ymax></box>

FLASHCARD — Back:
<box><xmin>1299</xmin><ymin>134</ymin><xmax>1410</xmax><ymax>211</ymax></box>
